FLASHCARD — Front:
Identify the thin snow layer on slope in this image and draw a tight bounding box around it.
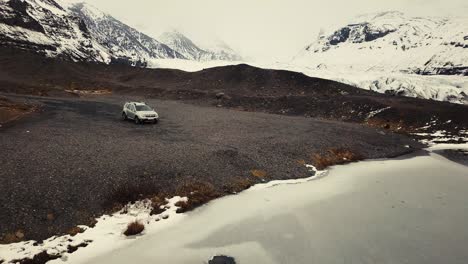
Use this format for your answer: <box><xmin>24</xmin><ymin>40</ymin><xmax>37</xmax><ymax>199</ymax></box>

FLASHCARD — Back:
<box><xmin>159</xmin><ymin>30</ymin><xmax>243</xmax><ymax>62</ymax></box>
<box><xmin>0</xmin><ymin>0</ymin><xmax>110</xmax><ymax>62</ymax></box>
<box><xmin>294</xmin><ymin>11</ymin><xmax>468</xmax><ymax>76</ymax></box>
<box><xmin>69</xmin><ymin>3</ymin><xmax>184</xmax><ymax>66</ymax></box>
<box><xmin>196</xmin><ymin>39</ymin><xmax>243</xmax><ymax>61</ymax></box>
<box><xmin>158</xmin><ymin>30</ymin><xmax>206</xmax><ymax>61</ymax></box>
<box><xmin>261</xmin><ymin>62</ymin><xmax>468</xmax><ymax>104</ymax></box>
<box><xmin>146</xmin><ymin>58</ymin><xmax>243</xmax><ymax>72</ymax></box>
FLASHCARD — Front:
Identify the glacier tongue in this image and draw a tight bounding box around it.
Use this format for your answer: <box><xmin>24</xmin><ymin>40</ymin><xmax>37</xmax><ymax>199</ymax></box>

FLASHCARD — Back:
<box><xmin>260</xmin><ymin>62</ymin><xmax>468</xmax><ymax>105</ymax></box>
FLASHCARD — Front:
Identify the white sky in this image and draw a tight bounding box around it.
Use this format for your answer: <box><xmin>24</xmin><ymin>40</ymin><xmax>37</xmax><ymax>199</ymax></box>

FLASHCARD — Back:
<box><xmin>66</xmin><ymin>0</ymin><xmax>468</xmax><ymax>63</ymax></box>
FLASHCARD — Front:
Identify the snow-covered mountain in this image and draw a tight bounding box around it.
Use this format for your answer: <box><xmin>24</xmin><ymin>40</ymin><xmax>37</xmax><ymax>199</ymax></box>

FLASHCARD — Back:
<box><xmin>158</xmin><ymin>30</ymin><xmax>206</xmax><ymax>61</ymax></box>
<box><xmin>198</xmin><ymin>39</ymin><xmax>243</xmax><ymax>61</ymax></box>
<box><xmin>294</xmin><ymin>11</ymin><xmax>468</xmax><ymax>75</ymax></box>
<box><xmin>0</xmin><ymin>0</ymin><xmax>240</xmax><ymax>66</ymax></box>
<box><xmin>0</xmin><ymin>0</ymin><xmax>111</xmax><ymax>62</ymax></box>
<box><xmin>291</xmin><ymin>11</ymin><xmax>468</xmax><ymax>104</ymax></box>
<box><xmin>68</xmin><ymin>2</ymin><xmax>185</xmax><ymax>66</ymax></box>
<box><xmin>159</xmin><ymin>30</ymin><xmax>242</xmax><ymax>61</ymax></box>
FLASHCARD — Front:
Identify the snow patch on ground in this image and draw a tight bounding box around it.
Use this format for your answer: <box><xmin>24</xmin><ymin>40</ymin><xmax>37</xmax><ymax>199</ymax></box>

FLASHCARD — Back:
<box><xmin>0</xmin><ymin>197</ymin><xmax>187</xmax><ymax>264</ymax></box>
<box><xmin>413</xmin><ymin>130</ymin><xmax>468</xmax><ymax>145</ymax></box>
<box><xmin>366</xmin><ymin>106</ymin><xmax>391</xmax><ymax>120</ymax></box>
<box><xmin>249</xmin><ymin>165</ymin><xmax>327</xmax><ymax>191</ymax></box>
<box><xmin>146</xmin><ymin>58</ymin><xmax>244</xmax><ymax>72</ymax></box>
<box><xmin>0</xmin><ymin>163</ymin><xmax>326</xmax><ymax>263</ymax></box>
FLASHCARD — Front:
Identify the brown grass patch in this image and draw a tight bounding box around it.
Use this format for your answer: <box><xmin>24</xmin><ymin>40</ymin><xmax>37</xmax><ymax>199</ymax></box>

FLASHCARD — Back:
<box><xmin>175</xmin><ymin>181</ymin><xmax>221</xmax><ymax>213</ymax></box>
<box><xmin>250</xmin><ymin>169</ymin><xmax>267</xmax><ymax>178</ymax></box>
<box><xmin>150</xmin><ymin>196</ymin><xmax>167</xmax><ymax>215</ymax></box>
<box><xmin>0</xmin><ymin>230</ymin><xmax>24</xmax><ymax>244</ymax></box>
<box><xmin>105</xmin><ymin>181</ymin><xmax>161</xmax><ymax>210</ymax></box>
<box><xmin>0</xmin><ymin>97</ymin><xmax>37</xmax><ymax>124</ymax></box>
<box><xmin>123</xmin><ymin>221</ymin><xmax>145</xmax><ymax>236</ymax></box>
<box><xmin>311</xmin><ymin>148</ymin><xmax>363</xmax><ymax>170</ymax></box>
<box><xmin>366</xmin><ymin>118</ymin><xmax>416</xmax><ymax>134</ymax></box>
<box><xmin>297</xmin><ymin>159</ymin><xmax>306</xmax><ymax>165</ymax></box>
<box><xmin>67</xmin><ymin>226</ymin><xmax>85</xmax><ymax>236</ymax></box>
<box><xmin>223</xmin><ymin>177</ymin><xmax>255</xmax><ymax>194</ymax></box>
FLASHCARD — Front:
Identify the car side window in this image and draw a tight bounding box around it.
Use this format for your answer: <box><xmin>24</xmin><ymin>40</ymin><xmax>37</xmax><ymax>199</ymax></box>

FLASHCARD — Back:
<box><xmin>129</xmin><ymin>104</ymin><xmax>134</xmax><ymax>111</ymax></box>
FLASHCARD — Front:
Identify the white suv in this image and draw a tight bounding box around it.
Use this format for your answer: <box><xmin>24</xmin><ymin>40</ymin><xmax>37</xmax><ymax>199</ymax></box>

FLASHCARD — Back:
<box><xmin>122</xmin><ymin>102</ymin><xmax>159</xmax><ymax>124</ymax></box>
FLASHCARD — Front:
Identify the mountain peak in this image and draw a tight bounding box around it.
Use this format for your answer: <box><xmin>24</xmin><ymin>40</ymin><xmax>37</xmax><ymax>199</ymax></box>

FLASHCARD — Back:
<box><xmin>159</xmin><ymin>30</ymin><xmax>242</xmax><ymax>62</ymax></box>
<box><xmin>69</xmin><ymin>1</ymin><xmax>106</xmax><ymax>20</ymax></box>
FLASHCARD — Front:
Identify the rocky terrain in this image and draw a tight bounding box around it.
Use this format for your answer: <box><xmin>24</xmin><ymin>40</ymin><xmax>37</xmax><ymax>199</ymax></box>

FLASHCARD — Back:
<box><xmin>68</xmin><ymin>2</ymin><xmax>184</xmax><ymax>67</ymax></box>
<box><xmin>0</xmin><ymin>93</ymin><xmax>423</xmax><ymax>242</ymax></box>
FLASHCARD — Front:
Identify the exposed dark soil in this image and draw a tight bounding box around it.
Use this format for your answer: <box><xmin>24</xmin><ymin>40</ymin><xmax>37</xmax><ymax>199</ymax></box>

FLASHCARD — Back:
<box><xmin>0</xmin><ymin>95</ymin><xmax>422</xmax><ymax>242</ymax></box>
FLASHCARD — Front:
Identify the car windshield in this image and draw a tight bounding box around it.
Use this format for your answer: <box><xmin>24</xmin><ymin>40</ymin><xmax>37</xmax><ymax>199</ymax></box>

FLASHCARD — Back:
<box><xmin>135</xmin><ymin>105</ymin><xmax>152</xmax><ymax>111</ymax></box>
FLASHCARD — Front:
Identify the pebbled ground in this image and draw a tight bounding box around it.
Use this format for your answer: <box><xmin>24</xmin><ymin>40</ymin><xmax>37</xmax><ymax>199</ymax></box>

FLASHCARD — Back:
<box><xmin>0</xmin><ymin>94</ymin><xmax>422</xmax><ymax>241</ymax></box>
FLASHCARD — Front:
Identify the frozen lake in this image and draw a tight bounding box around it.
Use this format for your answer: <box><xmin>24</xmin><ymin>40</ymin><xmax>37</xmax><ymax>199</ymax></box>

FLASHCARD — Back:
<box><xmin>82</xmin><ymin>146</ymin><xmax>468</xmax><ymax>264</ymax></box>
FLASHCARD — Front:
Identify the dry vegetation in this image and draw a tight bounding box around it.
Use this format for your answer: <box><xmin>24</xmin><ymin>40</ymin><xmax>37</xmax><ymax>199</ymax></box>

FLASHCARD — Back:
<box><xmin>175</xmin><ymin>181</ymin><xmax>222</xmax><ymax>213</ymax></box>
<box><xmin>250</xmin><ymin>169</ymin><xmax>267</xmax><ymax>178</ymax></box>
<box><xmin>123</xmin><ymin>221</ymin><xmax>145</xmax><ymax>236</ymax></box>
<box><xmin>0</xmin><ymin>230</ymin><xmax>24</xmax><ymax>244</ymax></box>
<box><xmin>0</xmin><ymin>97</ymin><xmax>36</xmax><ymax>125</ymax></box>
<box><xmin>223</xmin><ymin>177</ymin><xmax>255</xmax><ymax>194</ymax></box>
<box><xmin>149</xmin><ymin>196</ymin><xmax>167</xmax><ymax>215</ymax></box>
<box><xmin>366</xmin><ymin>118</ymin><xmax>416</xmax><ymax>134</ymax></box>
<box><xmin>105</xmin><ymin>181</ymin><xmax>163</xmax><ymax>212</ymax></box>
<box><xmin>66</xmin><ymin>226</ymin><xmax>85</xmax><ymax>236</ymax></box>
<box><xmin>311</xmin><ymin>148</ymin><xmax>363</xmax><ymax>170</ymax></box>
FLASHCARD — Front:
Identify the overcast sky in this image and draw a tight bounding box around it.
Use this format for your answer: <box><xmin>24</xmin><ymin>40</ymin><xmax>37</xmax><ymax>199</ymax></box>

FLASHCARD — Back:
<box><xmin>67</xmin><ymin>0</ymin><xmax>468</xmax><ymax>62</ymax></box>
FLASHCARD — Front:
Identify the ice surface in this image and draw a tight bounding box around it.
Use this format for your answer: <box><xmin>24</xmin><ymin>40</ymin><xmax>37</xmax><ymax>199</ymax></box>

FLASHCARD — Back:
<box><xmin>78</xmin><ymin>145</ymin><xmax>468</xmax><ymax>264</ymax></box>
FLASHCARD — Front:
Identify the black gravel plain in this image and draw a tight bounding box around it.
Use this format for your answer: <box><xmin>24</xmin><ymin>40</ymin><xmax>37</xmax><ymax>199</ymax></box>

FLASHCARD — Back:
<box><xmin>0</xmin><ymin>94</ymin><xmax>423</xmax><ymax>241</ymax></box>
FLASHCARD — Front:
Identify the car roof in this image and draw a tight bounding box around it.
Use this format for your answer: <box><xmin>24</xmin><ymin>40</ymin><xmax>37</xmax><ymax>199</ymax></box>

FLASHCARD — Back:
<box><xmin>127</xmin><ymin>102</ymin><xmax>147</xmax><ymax>106</ymax></box>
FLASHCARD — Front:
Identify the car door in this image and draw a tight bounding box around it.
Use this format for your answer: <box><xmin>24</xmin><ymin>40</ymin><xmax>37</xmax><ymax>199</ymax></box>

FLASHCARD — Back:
<box><xmin>128</xmin><ymin>104</ymin><xmax>136</xmax><ymax>119</ymax></box>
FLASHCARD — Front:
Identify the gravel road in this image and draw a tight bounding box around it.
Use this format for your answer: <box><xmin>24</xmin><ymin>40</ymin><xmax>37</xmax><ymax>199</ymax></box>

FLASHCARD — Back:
<box><xmin>0</xmin><ymin>94</ymin><xmax>422</xmax><ymax>241</ymax></box>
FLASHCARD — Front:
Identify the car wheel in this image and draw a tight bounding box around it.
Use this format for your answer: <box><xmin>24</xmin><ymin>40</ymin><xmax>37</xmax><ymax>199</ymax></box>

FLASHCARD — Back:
<box><xmin>134</xmin><ymin>117</ymin><xmax>140</xmax><ymax>124</ymax></box>
<box><xmin>122</xmin><ymin>112</ymin><xmax>127</xmax><ymax>121</ymax></box>
<box><xmin>153</xmin><ymin>119</ymin><xmax>158</xmax><ymax>124</ymax></box>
